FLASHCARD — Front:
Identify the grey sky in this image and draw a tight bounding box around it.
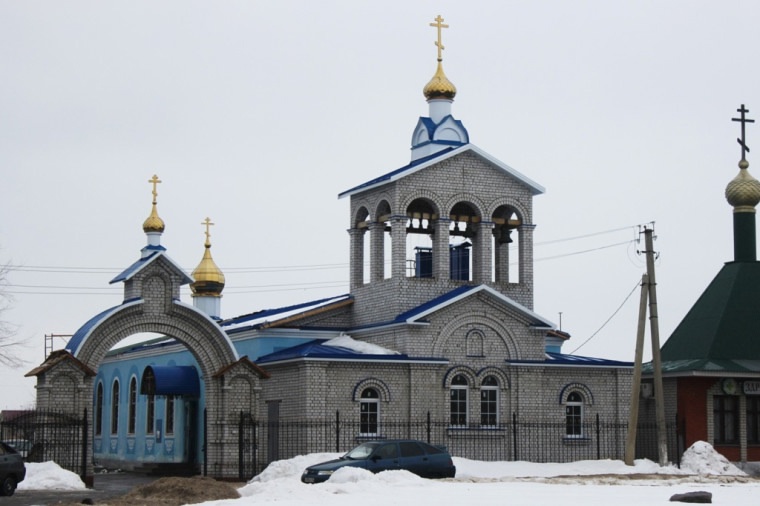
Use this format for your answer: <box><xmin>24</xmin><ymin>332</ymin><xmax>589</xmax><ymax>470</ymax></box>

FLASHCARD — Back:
<box><xmin>2</xmin><ymin>1</ymin><xmax>760</xmax><ymax>408</ymax></box>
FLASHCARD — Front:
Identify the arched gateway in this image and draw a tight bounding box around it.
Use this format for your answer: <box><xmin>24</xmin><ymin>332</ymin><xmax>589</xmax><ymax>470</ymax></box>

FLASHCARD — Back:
<box><xmin>27</xmin><ymin>177</ymin><xmax>267</xmax><ymax>484</ymax></box>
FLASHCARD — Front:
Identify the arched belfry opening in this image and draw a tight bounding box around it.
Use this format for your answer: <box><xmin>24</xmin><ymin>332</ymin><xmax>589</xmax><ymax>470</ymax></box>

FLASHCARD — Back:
<box><xmin>405</xmin><ymin>198</ymin><xmax>438</xmax><ymax>278</ymax></box>
<box><xmin>351</xmin><ymin>206</ymin><xmax>371</xmax><ymax>288</ymax></box>
<box><xmin>447</xmin><ymin>201</ymin><xmax>482</xmax><ymax>282</ymax></box>
<box><xmin>492</xmin><ymin>205</ymin><xmax>522</xmax><ymax>284</ymax></box>
<box><xmin>375</xmin><ymin>201</ymin><xmax>392</xmax><ymax>281</ymax></box>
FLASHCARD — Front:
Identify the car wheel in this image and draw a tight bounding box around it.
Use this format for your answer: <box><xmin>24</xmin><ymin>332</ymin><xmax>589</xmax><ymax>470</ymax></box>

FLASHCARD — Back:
<box><xmin>1</xmin><ymin>476</ymin><xmax>16</xmax><ymax>496</ymax></box>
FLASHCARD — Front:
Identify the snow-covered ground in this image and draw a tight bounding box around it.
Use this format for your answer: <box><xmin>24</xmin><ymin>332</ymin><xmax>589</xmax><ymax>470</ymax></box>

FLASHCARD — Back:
<box><xmin>18</xmin><ymin>441</ymin><xmax>760</xmax><ymax>505</ymax></box>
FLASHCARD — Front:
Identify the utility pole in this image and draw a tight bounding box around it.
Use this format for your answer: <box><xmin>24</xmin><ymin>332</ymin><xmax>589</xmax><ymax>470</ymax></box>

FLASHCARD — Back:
<box><xmin>644</xmin><ymin>225</ymin><xmax>668</xmax><ymax>465</ymax></box>
<box><xmin>624</xmin><ymin>273</ymin><xmax>649</xmax><ymax>465</ymax></box>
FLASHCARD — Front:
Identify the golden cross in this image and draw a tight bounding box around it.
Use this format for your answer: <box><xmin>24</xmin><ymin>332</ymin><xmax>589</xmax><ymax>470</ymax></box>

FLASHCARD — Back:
<box><xmin>429</xmin><ymin>15</ymin><xmax>449</xmax><ymax>62</ymax></box>
<box><xmin>202</xmin><ymin>217</ymin><xmax>214</xmax><ymax>245</ymax></box>
<box><xmin>148</xmin><ymin>174</ymin><xmax>162</xmax><ymax>204</ymax></box>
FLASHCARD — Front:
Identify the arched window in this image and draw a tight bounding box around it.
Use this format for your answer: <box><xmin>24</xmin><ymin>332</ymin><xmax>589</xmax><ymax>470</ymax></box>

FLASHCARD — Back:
<box><xmin>565</xmin><ymin>392</ymin><xmax>584</xmax><ymax>437</ymax></box>
<box><xmin>95</xmin><ymin>382</ymin><xmax>104</xmax><ymax>436</ymax></box>
<box><xmin>110</xmin><ymin>379</ymin><xmax>120</xmax><ymax>435</ymax></box>
<box><xmin>360</xmin><ymin>388</ymin><xmax>379</xmax><ymax>436</ymax></box>
<box><xmin>146</xmin><ymin>394</ymin><xmax>155</xmax><ymax>435</ymax></box>
<box><xmin>128</xmin><ymin>377</ymin><xmax>137</xmax><ymax>435</ymax></box>
<box><xmin>450</xmin><ymin>374</ymin><xmax>468</xmax><ymax>427</ymax></box>
<box><xmin>480</xmin><ymin>376</ymin><xmax>499</xmax><ymax>427</ymax></box>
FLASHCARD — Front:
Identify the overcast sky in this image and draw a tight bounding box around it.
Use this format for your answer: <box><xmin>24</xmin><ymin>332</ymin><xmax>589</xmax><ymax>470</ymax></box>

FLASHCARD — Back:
<box><xmin>2</xmin><ymin>1</ymin><xmax>760</xmax><ymax>409</ymax></box>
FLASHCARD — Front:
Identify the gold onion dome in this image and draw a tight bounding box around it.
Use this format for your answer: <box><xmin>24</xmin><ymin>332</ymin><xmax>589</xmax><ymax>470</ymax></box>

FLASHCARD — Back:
<box><xmin>423</xmin><ymin>61</ymin><xmax>457</xmax><ymax>100</ymax></box>
<box><xmin>725</xmin><ymin>159</ymin><xmax>760</xmax><ymax>211</ymax></box>
<box><xmin>142</xmin><ymin>204</ymin><xmax>165</xmax><ymax>233</ymax></box>
<box><xmin>191</xmin><ymin>219</ymin><xmax>225</xmax><ymax>296</ymax></box>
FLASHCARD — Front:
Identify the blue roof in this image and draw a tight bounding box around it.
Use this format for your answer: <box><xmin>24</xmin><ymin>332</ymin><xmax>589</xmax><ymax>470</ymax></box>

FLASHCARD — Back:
<box><xmin>338</xmin><ymin>144</ymin><xmax>545</xmax><ymax>200</ymax></box>
<box><xmin>142</xmin><ymin>365</ymin><xmax>200</xmax><ymax>396</ymax></box>
<box><xmin>66</xmin><ymin>302</ymin><xmax>140</xmax><ymax>356</ymax></box>
<box><xmin>110</xmin><ymin>249</ymin><xmax>192</xmax><ymax>285</ymax></box>
<box><xmin>338</xmin><ymin>149</ymin><xmax>456</xmax><ymax>198</ymax></box>
<box><xmin>507</xmin><ymin>352</ymin><xmax>633</xmax><ymax>368</ymax></box>
<box><xmin>256</xmin><ymin>339</ymin><xmax>445</xmax><ymax>364</ymax></box>
<box><xmin>220</xmin><ymin>294</ymin><xmax>352</xmax><ymax>332</ymax></box>
<box><xmin>349</xmin><ymin>285</ymin><xmax>555</xmax><ymax>333</ymax></box>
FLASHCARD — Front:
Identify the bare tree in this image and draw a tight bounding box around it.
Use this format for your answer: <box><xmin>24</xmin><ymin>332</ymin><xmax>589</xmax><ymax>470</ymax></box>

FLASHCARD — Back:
<box><xmin>0</xmin><ymin>262</ymin><xmax>27</xmax><ymax>367</ymax></box>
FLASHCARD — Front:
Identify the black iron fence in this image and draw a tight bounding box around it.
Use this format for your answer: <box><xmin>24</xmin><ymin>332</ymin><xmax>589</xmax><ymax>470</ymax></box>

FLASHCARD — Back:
<box><xmin>0</xmin><ymin>409</ymin><xmax>88</xmax><ymax>480</ymax></box>
<box><xmin>238</xmin><ymin>411</ymin><xmax>682</xmax><ymax>479</ymax></box>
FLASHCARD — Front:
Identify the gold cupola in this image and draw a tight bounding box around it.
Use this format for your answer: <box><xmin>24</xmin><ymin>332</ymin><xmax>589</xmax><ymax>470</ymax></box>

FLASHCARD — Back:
<box><xmin>142</xmin><ymin>174</ymin><xmax>166</xmax><ymax>233</ymax></box>
<box><xmin>725</xmin><ymin>159</ymin><xmax>760</xmax><ymax>212</ymax></box>
<box><xmin>725</xmin><ymin>104</ymin><xmax>760</xmax><ymax>262</ymax></box>
<box><xmin>423</xmin><ymin>15</ymin><xmax>457</xmax><ymax>101</ymax></box>
<box><xmin>190</xmin><ymin>218</ymin><xmax>225</xmax><ymax>297</ymax></box>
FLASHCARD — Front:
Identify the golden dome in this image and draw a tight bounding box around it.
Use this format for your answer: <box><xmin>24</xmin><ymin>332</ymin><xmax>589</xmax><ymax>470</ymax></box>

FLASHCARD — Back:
<box><xmin>191</xmin><ymin>218</ymin><xmax>225</xmax><ymax>297</ymax></box>
<box><xmin>725</xmin><ymin>160</ymin><xmax>760</xmax><ymax>212</ymax></box>
<box><xmin>143</xmin><ymin>174</ymin><xmax>165</xmax><ymax>233</ymax></box>
<box><xmin>423</xmin><ymin>61</ymin><xmax>457</xmax><ymax>100</ymax></box>
<box><xmin>142</xmin><ymin>204</ymin><xmax>165</xmax><ymax>233</ymax></box>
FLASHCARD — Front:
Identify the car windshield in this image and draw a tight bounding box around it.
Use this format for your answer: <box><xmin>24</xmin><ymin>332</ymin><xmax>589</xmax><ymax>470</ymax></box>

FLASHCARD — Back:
<box><xmin>343</xmin><ymin>442</ymin><xmax>380</xmax><ymax>460</ymax></box>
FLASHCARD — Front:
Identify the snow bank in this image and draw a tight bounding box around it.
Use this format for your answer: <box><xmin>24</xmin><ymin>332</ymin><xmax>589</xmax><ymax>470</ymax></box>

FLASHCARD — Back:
<box><xmin>680</xmin><ymin>441</ymin><xmax>747</xmax><ymax>476</ymax></box>
<box><xmin>17</xmin><ymin>461</ymin><xmax>87</xmax><ymax>491</ymax></box>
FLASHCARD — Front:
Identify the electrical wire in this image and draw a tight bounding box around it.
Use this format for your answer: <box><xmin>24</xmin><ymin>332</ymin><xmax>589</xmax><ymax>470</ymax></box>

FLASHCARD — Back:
<box><xmin>568</xmin><ymin>278</ymin><xmax>643</xmax><ymax>355</ymax></box>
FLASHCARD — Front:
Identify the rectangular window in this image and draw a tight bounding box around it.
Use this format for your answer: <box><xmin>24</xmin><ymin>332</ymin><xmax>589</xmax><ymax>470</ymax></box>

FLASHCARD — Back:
<box><xmin>747</xmin><ymin>396</ymin><xmax>760</xmax><ymax>445</ymax></box>
<box><xmin>565</xmin><ymin>405</ymin><xmax>583</xmax><ymax>437</ymax></box>
<box><xmin>480</xmin><ymin>389</ymin><xmax>497</xmax><ymax>427</ymax></box>
<box><xmin>450</xmin><ymin>388</ymin><xmax>468</xmax><ymax>427</ymax></box>
<box><xmin>360</xmin><ymin>400</ymin><xmax>378</xmax><ymax>435</ymax></box>
<box><xmin>714</xmin><ymin>395</ymin><xmax>739</xmax><ymax>444</ymax></box>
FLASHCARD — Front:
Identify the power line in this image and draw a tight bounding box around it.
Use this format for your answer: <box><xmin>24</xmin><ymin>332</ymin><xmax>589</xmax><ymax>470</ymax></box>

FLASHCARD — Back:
<box><xmin>568</xmin><ymin>278</ymin><xmax>642</xmax><ymax>355</ymax></box>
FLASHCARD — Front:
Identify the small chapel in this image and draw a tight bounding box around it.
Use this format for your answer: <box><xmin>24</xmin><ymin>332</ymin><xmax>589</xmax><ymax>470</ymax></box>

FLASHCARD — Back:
<box><xmin>641</xmin><ymin>105</ymin><xmax>760</xmax><ymax>468</ymax></box>
<box><xmin>27</xmin><ymin>16</ymin><xmax>633</xmax><ymax>480</ymax></box>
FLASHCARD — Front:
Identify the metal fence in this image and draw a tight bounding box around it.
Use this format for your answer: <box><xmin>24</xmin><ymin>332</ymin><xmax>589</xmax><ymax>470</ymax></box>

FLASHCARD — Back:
<box><xmin>0</xmin><ymin>409</ymin><xmax>88</xmax><ymax>480</ymax></box>
<box><xmin>238</xmin><ymin>411</ymin><xmax>682</xmax><ymax>479</ymax></box>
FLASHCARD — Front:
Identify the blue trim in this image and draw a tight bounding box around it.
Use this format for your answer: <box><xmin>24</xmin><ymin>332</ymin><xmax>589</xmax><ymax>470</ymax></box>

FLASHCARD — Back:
<box><xmin>338</xmin><ymin>149</ymin><xmax>456</xmax><ymax>198</ymax></box>
<box><xmin>110</xmin><ymin>253</ymin><xmax>160</xmax><ymax>284</ymax></box>
<box><xmin>66</xmin><ymin>304</ymin><xmax>127</xmax><ymax>355</ymax></box>
<box><xmin>507</xmin><ymin>352</ymin><xmax>633</xmax><ymax>368</ymax></box>
<box><xmin>221</xmin><ymin>294</ymin><xmax>351</xmax><ymax>330</ymax></box>
<box><xmin>558</xmin><ymin>383</ymin><xmax>594</xmax><ymax>405</ymax></box>
<box><xmin>394</xmin><ymin>285</ymin><xmax>476</xmax><ymax>323</ymax></box>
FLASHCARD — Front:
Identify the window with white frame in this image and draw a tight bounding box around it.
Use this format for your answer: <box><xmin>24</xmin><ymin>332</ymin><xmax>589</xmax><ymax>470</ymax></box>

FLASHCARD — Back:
<box><xmin>95</xmin><ymin>382</ymin><xmax>104</xmax><ymax>436</ymax></box>
<box><xmin>111</xmin><ymin>379</ymin><xmax>120</xmax><ymax>435</ymax></box>
<box><xmin>480</xmin><ymin>375</ymin><xmax>498</xmax><ymax>427</ymax></box>
<box><xmin>714</xmin><ymin>395</ymin><xmax>739</xmax><ymax>444</ymax></box>
<box><xmin>450</xmin><ymin>374</ymin><xmax>468</xmax><ymax>427</ymax></box>
<box><xmin>146</xmin><ymin>394</ymin><xmax>155</xmax><ymax>434</ymax></box>
<box><xmin>565</xmin><ymin>392</ymin><xmax>583</xmax><ymax>437</ymax></box>
<box><xmin>360</xmin><ymin>387</ymin><xmax>379</xmax><ymax>436</ymax></box>
<box><xmin>128</xmin><ymin>377</ymin><xmax>137</xmax><ymax>435</ymax></box>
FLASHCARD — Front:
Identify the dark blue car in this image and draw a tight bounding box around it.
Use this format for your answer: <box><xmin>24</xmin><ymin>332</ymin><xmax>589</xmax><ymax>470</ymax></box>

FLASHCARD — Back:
<box><xmin>0</xmin><ymin>442</ymin><xmax>26</xmax><ymax>496</ymax></box>
<box><xmin>301</xmin><ymin>439</ymin><xmax>456</xmax><ymax>483</ymax></box>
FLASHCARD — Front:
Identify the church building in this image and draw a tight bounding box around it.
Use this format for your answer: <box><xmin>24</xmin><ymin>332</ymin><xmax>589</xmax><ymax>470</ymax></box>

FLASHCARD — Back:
<box><xmin>642</xmin><ymin>105</ymin><xmax>760</xmax><ymax>467</ymax></box>
<box><xmin>28</xmin><ymin>16</ymin><xmax>633</xmax><ymax>480</ymax></box>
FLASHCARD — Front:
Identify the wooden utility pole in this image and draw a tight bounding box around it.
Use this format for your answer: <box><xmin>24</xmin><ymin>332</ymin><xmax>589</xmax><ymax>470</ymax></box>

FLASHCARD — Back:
<box><xmin>624</xmin><ymin>273</ymin><xmax>649</xmax><ymax>465</ymax></box>
<box><xmin>644</xmin><ymin>226</ymin><xmax>668</xmax><ymax>465</ymax></box>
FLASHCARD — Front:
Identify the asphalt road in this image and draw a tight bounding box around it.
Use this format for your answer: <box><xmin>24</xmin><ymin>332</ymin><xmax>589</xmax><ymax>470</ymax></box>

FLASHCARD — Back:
<box><xmin>4</xmin><ymin>472</ymin><xmax>158</xmax><ymax>506</ymax></box>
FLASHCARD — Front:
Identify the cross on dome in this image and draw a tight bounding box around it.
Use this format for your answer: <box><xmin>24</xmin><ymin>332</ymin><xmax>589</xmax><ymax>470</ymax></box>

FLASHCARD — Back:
<box><xmin>430</xmin><ymin>15</ymin><xmax>449</xmax><ymax>62</ymax></box>
<box><xmin>732</xmin><ymin>104</ymin><xmax>754</xmax><ymax>163</ymax></box>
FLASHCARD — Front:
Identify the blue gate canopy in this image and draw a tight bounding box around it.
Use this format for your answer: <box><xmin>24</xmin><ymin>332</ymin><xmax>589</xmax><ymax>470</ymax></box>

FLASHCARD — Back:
<box><xmin>141</xmin><ymin>365</ymin><xmax>200</xmax><ymax>396</ymax></box>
